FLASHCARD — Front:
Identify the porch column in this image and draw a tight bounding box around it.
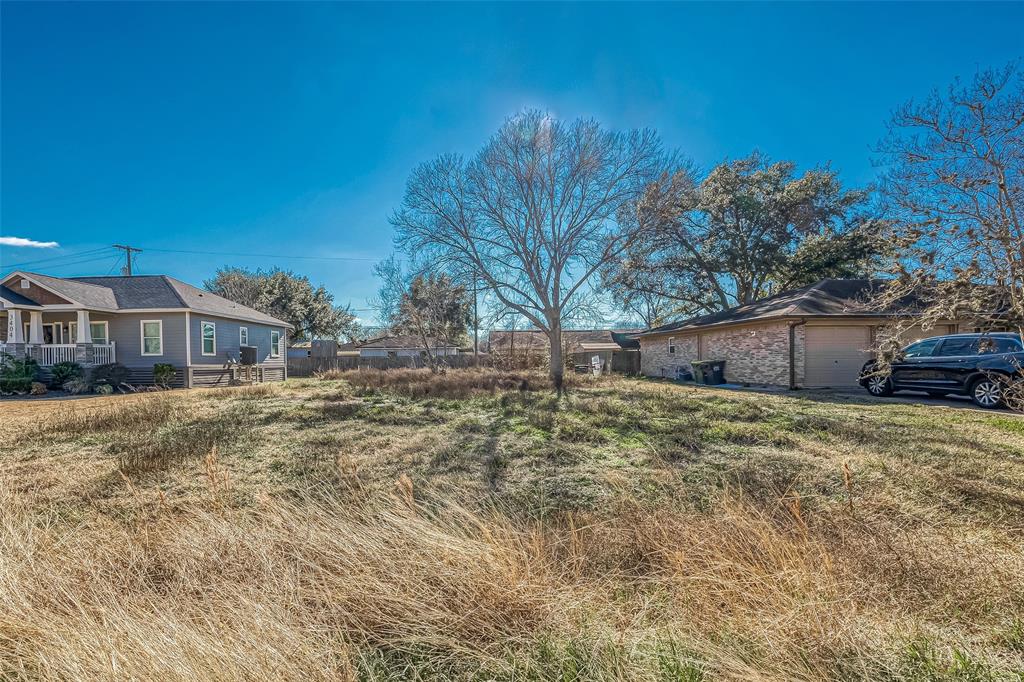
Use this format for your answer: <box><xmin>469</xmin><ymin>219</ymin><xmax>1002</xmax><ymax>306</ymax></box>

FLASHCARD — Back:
<box><xmin>28</xmin><ymin>311</ymin><xmax>44</xmax><ymax>344</ymax></box>
<box><xmin>7</xmin><ymin>309</ymin><xmax>24</xmax><ymax>343</ymax></box>
<box><xmin>76</xmin><ymin>310</ymin><xmax>93</xmax><ymax>343</ymax></box>
<box><xmin>5</xmin><ymin>309</ymin><xmax>26</xmax><ymax>359</ymax></box>
<box><xmin>75</xmin><ymin>310</ymin><xmax>94</xmax><ymax>364</ymax></box>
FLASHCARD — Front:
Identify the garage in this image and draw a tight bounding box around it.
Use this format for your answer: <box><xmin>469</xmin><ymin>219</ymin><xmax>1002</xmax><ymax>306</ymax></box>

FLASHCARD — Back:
<box><xmin>804</xmin><ymin>325</ymin><xmax>872</xmax><ymax>388</ymax></box>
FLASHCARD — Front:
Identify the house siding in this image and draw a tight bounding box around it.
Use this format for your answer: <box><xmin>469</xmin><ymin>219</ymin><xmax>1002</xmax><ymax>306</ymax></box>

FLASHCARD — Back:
<box><xmin>188</xmin><ymin>313</ymin><xmax>287</xmax><ymax>369</ymax></box>
<box><xmin>107</xmin><ymin>312</ymin><xmax>189</xmax><ymax>369</ymax></box>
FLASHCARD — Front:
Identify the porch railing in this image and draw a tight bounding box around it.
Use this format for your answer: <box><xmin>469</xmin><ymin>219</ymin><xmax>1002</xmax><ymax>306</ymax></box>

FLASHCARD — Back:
<box><xmin>92</xmin><ymin>342</ymin><xmax>116</xmax><ymax>365</ymax></box>
<box><xmin>0</xmin><ymin>343</ymin><xmax>117</xmax><ymax>366</ymax></box>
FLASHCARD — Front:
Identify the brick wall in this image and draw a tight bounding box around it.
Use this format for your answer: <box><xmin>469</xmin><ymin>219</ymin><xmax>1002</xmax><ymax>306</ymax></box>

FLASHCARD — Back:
<box><xmin>639</xmin><ymin>334</ymin><xmax>698</xmax><ymax>378</ymax></box>
<box><xmin>639</xmin><ymin>321</ymin><xmax>804</xmax><ymax>386</ymax></box>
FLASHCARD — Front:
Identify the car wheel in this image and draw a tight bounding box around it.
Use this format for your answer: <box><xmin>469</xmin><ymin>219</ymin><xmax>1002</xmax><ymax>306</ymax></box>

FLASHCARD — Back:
<box><xmin>865</xmin><ymin>375</ymin><xmax>893</xmax><ymax>397</ymax></box>
<box><xmin>970</xmin><ymin>377</ymin><xmax>1003</xmax><ymax>408</ymax></box>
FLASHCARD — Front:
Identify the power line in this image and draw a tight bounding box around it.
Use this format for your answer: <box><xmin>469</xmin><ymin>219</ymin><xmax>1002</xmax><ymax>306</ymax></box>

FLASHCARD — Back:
<box><xmin>143</xmin><ymin>247</ymin><xmax>380</xmax><ymax>262</ymax></box>
<box><xmin>1</xmin><ymin>247</ymin><xmax>110</xmax><ymax>270</ymax></box>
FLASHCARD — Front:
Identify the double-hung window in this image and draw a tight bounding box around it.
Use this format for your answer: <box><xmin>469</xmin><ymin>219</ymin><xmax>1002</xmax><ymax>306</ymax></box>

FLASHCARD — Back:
<box><xmin>239</xmin><ymin>326</ymin><xmax>249</xmax><ymax>347</ymax></box>
<box><xmin>270</xmin><ymin>330</ymin><xmax>281</xmax><ymax>358</ymax></box>
<box><xmin>668</xmin><ymin>337</ymin><xmax>676</xmax><ymax>355</ymax></box>
<box><xmin>201</xmin><ymin>321</ymin><xmax>217</xmax><ymax>356</ymax></box>
<box><xmin>141</xmin><ymin>320</ymin><xmax>163</xmax><ymax>356</ymax></box>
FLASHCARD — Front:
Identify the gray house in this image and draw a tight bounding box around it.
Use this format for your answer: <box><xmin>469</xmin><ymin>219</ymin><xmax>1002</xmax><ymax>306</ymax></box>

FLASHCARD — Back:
<box><xmin>0</xmin><ymin>271</ymin><xmax>291</xmax><ymax>387</ymax></box>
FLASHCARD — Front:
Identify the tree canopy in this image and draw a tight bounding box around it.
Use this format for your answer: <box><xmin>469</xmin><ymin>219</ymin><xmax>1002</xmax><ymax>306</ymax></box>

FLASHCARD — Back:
<box><xmin>604</xmin><ymin>153</ymin><xmax>885</xmax><ymax>320</ymax></box>
<box><xmin>204</xmin><ymin>267</ymin><xmax>360</xmax><ymax>342</ymax></box>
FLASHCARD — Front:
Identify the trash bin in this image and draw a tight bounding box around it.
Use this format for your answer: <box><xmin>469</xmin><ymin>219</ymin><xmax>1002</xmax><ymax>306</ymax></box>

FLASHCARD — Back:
<box><xmin>691</xmin><ymin>360</ymin><xmax>726</xmax><ymax>385</ymax></box>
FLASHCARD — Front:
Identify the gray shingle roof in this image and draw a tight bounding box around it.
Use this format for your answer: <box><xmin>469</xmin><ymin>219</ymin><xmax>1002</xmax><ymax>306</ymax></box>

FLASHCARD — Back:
<box><xmin>638</xmin><ymin>279</ymin><xmax>907</xmax><ymax>336</ymax></box>
<box><xmin>5</xmin><ymin>272</ymin><xmax>290</xmax><ymax>327</ymax></box>
<box><xmin>27</xmin><ymin>272</ymin><xmax>119</xmax><ymax>309</ymax></box>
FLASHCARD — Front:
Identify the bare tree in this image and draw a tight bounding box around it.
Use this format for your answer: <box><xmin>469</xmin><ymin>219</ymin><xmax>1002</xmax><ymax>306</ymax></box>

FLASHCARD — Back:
<box><xmin>870</xmin><ymin>64</ymin><xmax>1023</xmax><ymax>409</ymax></box>
<box><xmin>391</xmin><ymin>111</ymin><xmax>665</xmax><ymax>391</ymax></box>
<box><xmin>871</xmin><ymin>64</ymin><xmax>1023</xmax><ymax>335</ymax></box>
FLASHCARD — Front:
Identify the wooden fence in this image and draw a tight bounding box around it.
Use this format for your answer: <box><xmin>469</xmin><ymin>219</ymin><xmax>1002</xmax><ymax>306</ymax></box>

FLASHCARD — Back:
<box><xmin>288</xmin><ymin>351</ymin><xmax>640</xmax><ymax>377</ymax></box>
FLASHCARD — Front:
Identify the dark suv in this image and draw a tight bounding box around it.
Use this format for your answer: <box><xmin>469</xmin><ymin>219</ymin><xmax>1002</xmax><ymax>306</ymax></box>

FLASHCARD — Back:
<box><xmin>859</xmin><ymin>332</ymin><xmax>1024</xmax><ymax>408</ymax></box>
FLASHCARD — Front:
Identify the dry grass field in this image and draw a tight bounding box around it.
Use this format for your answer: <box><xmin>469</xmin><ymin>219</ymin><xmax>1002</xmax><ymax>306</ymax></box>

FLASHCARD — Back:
<box><xmin>1</xmin><ymin>369</ymin><xmax>1023</xmax><ymax>681</ymax></box>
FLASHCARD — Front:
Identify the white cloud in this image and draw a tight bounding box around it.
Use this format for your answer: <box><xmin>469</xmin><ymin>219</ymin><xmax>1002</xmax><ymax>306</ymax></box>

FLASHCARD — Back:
<box><xmin>0</xmin><ymin>236</ymin><xmax>60</xmax><ymax>248</ymax></box>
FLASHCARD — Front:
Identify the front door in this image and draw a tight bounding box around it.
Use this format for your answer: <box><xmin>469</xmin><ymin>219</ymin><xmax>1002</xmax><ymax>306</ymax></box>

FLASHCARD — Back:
<box><xmin>23</xmin><ymin>322</ymin><xmax>61</xmax><ymax>344</ymax></box>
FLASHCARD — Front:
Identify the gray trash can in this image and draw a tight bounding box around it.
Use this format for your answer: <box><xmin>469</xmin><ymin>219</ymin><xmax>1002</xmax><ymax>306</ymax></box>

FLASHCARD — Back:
<box><xmin>691</xmin><ymin>360</ymin><xmax>726</xmax><ymax>385</ymax></box>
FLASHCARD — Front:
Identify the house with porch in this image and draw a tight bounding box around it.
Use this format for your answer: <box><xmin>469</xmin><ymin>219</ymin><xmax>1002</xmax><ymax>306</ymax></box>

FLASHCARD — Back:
<box><xmin>0</xmin><ymin>271</ymin><xmax>291</xmax><ymax>387</ymax></box>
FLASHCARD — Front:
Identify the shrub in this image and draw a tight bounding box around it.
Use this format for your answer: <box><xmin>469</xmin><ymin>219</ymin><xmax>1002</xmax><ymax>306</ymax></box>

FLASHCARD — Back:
<box><xmin>0</xmin><ymin>377</ymin><xmax>33</xmax><ymax>394</ymax></box>
<box><xmin>63</xmin><ymin>378</ymin><xmax>91</xmax><ymax>395</ymax></box>
<box><xmin>94</xmin><ymin>384</ymin><xmax>114</xmax><ymax>395</ymax></box>
<box><xmin>29</xmin><ymin>382</ymin><xmax>47</xmax><ymax>396</ymax></box>
<box><xmin>89</xmin><ymin>363</ymin><xmax>130</xmax><ymax>390</ymax></box>
<box><xmin>49</xmin><ymin>361</ymin><xmax>84</xmax><ymax>388</ymax></box>
<box><xmin>0</xmin><ymin>352</ymin><xmax>40</xmax><ymax>382</ymax></box>
<box><xmin>153</xmin><ymin>363</ymin><xmax>176</xmax><ymax>388</ymax></box>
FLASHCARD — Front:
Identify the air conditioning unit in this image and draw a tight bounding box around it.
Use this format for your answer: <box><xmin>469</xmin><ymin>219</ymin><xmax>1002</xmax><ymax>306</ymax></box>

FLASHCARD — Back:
<box><xmin>240</xmin><ymin>345</ymin><xmax>258</xmax><ymax>366</ymax></box>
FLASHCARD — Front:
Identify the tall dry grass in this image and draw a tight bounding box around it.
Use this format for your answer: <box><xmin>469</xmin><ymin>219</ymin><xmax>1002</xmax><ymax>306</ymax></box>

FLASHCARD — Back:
<box><xmin>2</xmin><ymin>470</ymin><xmax>1020</xmax><ymax>680</ymax></box>
<box><xmin>314</xmin><ymin>367</ymin><xmax>597</xmax><ymax>399</ymax></box>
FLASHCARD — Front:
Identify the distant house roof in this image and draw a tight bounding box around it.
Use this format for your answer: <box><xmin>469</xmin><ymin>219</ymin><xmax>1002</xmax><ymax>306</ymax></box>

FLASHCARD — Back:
<box><xmin>357</xmin><ymin>334</ymin><xmax>459</xmax><ymax>350</ymax></box>
<box><xmin>488</xmin><ymin>329</ymin><xmax>641</xmax><ymax>353</ymax></box>
<box><xmin>1</xmin><ymin>271</ymin><xmax>291</xmax><ymax>328</ymax></box>
<box><xmin>638</xmin><ymin>279</ymin><xmax>911</xmax><ymax>336</ymax></box>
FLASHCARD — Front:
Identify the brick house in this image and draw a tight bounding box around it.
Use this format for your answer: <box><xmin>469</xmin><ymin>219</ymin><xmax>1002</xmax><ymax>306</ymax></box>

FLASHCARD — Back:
<box><xmin>636</xmin><ymin>279</ymin><xmax>963</xmax><ymax>389</ymax></box>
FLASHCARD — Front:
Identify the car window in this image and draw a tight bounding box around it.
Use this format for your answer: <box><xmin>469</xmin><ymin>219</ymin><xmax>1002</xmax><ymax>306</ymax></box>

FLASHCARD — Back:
<box><xmin>902</xmin><ymin>338</ymin><xmax>942</xmax><ymax>358</ymax></box>
<box><xmin>978</xmin><ymin>337</ymin><xmax>1024</xmax><ymax>354</ymax></box>
<box><xmin>933</xmin><ymin>338</ymin><xmax>979</xmax><ymax>356</ymax></box>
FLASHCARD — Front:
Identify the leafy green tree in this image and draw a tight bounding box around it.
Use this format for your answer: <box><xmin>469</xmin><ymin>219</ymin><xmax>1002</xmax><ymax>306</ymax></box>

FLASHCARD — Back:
<box><xmin>608</xmin><ymin>153</ymin><xmax>883</xmax><ymax>318</ymax></box>
<box><xmin>204</xmin><ymin>267</ymin><xmax>360</xmax><ymax>342</ymax></box>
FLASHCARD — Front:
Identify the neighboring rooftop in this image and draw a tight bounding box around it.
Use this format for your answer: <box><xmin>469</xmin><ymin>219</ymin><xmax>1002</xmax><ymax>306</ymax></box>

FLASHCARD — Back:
<box><xmin>357</xmin><ymin>334</ymin><xmax>459</xmax><ymax>349</ymax></box>
<box><xmin>487</xmin><ymin>329</ymin><xmax>641</xmax><ymax>352</ymax></box>
<box><xmin>638</xmin><ymin>279</ymin><xmax>904</xmax><ymax>336</ymax></box>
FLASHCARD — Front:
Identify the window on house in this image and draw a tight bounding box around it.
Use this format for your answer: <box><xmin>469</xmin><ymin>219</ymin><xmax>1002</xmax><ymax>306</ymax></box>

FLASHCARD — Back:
<box><xmin>20</xmin><ymin>280</ymin><xmax>30</xmax><ymax>289</ymax></box>
<box><xmin>201</xmin><ymin>321</ymin><xmax>216</xmax><ymax>356</ymax></box>
<box><xmin>270</xmin><ymin>330</ymin><xmax>280</xmax><ymax>357</ymax></box>
<box><xmin>72</xmin><ymin>321</ymin><xmax>109</xmax><ymax>344</ymax></box>
<box><xmin>141</xmin><ymin>320</ymin><xmax>163</xmax><ymax>356</ymax></box>
<box><xmin>668</xmin><ymin>337</ymin><xmax>676</xmax><ymax>354</ymax></box>
<box><xmin>239</xmin><ymin>326</ymin><xmax>248</xmax><ymax>347</ymax></box>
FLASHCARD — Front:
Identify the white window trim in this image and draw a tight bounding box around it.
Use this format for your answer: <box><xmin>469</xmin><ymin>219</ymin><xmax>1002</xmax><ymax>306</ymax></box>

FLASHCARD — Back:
<box><xmin>141</xmin><ymin>319</ymin><xmax>164</xmax><ymax>356</ymax></box>
<box><xmin>668</xmin><ymin>336</ymin><xmax>676</xmax><ymax>354</ymax></box>
<box><xmin>270</xmin><ymin>330</ymin><xmax>281</xmax><ymax>358</ymax></box>
<box><xmin>69</xmin><ymin>320</ymin><xmax>110</xmax><ymax>345</ymax></box>
<box><xmin>201</xmin><ymin>321</ymin><xmax>217</xmax><ymax>356</ymax></box>
<box><xmin>239</xmin><ymin>326</ymin><xmax>249</xmax><ymax>347</ymax></box>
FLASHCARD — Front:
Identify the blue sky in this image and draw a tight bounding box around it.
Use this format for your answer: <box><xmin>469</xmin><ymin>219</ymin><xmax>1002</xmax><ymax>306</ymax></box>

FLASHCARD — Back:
<box><xmin>2</xmin><ymin>2</ymin><xmax>1021</xmax><ymax>322</ymax></box>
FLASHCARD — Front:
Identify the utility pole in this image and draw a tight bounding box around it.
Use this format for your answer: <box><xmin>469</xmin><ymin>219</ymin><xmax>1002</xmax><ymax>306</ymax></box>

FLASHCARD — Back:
<box><xmin>112</xmin><ymin>244</ymin><xmax>143</xmax><ymax>276</ymax></box>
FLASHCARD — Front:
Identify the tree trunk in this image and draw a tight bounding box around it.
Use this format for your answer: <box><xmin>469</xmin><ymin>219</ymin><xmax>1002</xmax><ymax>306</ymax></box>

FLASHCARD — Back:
<box><xmin>548</xmin><ymin>324</ymin><xmax>564</xmax><ymax>396</ymax></box>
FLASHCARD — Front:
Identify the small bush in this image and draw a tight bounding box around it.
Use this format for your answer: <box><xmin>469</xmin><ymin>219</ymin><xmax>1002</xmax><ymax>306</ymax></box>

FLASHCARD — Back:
<box><xmin>0</xmin><ymin>377</ymin><xmax>33</xmax><ymax>394</ymax></box>
<box><xmin>153</xmin><ymin>363</ymin><xmax>176</xmax><ymax>388</ymax></box>
<box><xmin>89</xmin><ymin>362</ymin><xmax>130</xmax><ymax>390</ymax></box>
<box><xmin>49</xmin><ymin>361</ymin><xmax>84</xmax><ymax>388</ymax></box>
<box><xmin>0</xmin><ymin>352</ymin><xmax>39</xmax><ymax>381</ymax></box>
<box><xmin>94</xmin><ymin>384</ymin><xmax>114</xmax><ymax>395</ymax></box>
<box><xmin>29</xmin><ymin>382</ymin><xmax>47</xmax><ymax>396</ymax></box>
<box><xmin>63</xmin><ymin>378</ymin><xmax>91</xmax><ymax>395</ymax></box>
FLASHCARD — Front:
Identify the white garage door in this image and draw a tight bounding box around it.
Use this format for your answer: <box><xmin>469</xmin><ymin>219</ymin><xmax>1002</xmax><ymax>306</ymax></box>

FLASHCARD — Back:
<box><xmin>805</xmin><ymin>326</ymin><xmax>872</xmax><ymax>388</ymax></box>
